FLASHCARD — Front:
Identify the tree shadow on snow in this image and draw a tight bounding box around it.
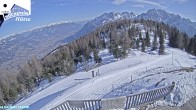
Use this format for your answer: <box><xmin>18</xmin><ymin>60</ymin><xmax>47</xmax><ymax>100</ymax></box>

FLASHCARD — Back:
<box><xmin>22</xmin><ymin>80</ymin><xmax>81</xmax><ymax>110</ymax></box>
<box><xmin>23</xmin><ymin>88</ymin><xmax>67</xmax><ymax>110</ymax></box>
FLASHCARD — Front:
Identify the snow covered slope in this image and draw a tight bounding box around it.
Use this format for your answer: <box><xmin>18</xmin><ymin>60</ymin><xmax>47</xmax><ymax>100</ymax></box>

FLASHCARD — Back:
<box><xmin>3</xmin><ymin>10</ymin><xmax>196</xmax><ymax>110</ymax></box>
<box><xmin>10</xmin><ymin>45</ymin><xmax>196</xmax><ymax>110</ymax></box>
<box><xmin>7</xmin><ymin>19</ymin><xmax>196</xmax><ymax>110</ymax></box>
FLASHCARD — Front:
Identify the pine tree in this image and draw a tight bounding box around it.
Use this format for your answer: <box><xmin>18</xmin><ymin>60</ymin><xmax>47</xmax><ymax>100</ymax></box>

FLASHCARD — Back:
<box><xmin>0</xmin><ymin>89</ymin><xmax>5</xmax><ymax>105</ymax></box>
<box><xmin>141</xmin><ymin>39</ymin><xmax>146</xmax><ymax>52</ymax></box>
<box><xmin>145</xmin><ymin>31</ymin><xmax>150</xmax><ymax>47</ymax></box>
<box><xmin>183</xmin><ymin>33</ymin><xmax>189</xmax><ymax>51</ymax></box>
<box><xmin>30</xmin><ymin>55</ymin><xmax>44</xmax><ymax>85</ymax></box>
<box><xmin>0</xmin><ymin>97</ymin><xmax>5</xmax><ymax>106</ymax></box>
<box><xmin>187</xmin><ymin>37</ymin><xmax>195</xmax><ymax>54</ymax></box>
<box><xmin>169</xmin><ymin>28</ymin><xmax>184</xmax><ymax>49</ymax></box>
<box><xmin>177</xmin><ymin>32</ymin><xmax>184</xmax><ymax>49</ymax></box>
<box><xmin>152</xmin><ymin>32</ymin><xmax>158</xmax><ymax>50</ymax></box>
<box><xmin>0</xmin><ymin>81</ymin><xmax>9</xmax><ymax>102</ymax></box>
<box><xmin>139</xmin><ymin>32</ymin><xmax>142</xmax><ymax>40</ymax></box>
<box><xmin>121</xmin><ymin>30</ymin><xmax>131</xmax><ymax>57</ymax></box>
<box><xmin>193</xmin><ymin>35</ymin><xmax>196</xmax><ymax>56</ymax></box>
<box><xmin>93</xmin><ymin>49</ymin><xmax>98</xmax><ymax>61</ymax></box>
<box><xmin>113</xmin><ymin>45</ymin><xmax>121</xmax><ymax>59</ymax></box>
<box><xmin>136</xmin><ymin>39</ymin><xmax>140</xmax><ymax>49</ymax></box>
<box><xmin>9</xmin><ymin>87</ymin><xmax>17</xmax><ymax>101</ymax></box>
<box><xmin>159</xmin><ymin>31</ymin><xmax>165</xmax><ymax>55</ymax></box>
<box><xmin>109</xmin><ymin>31</ymin><xmax>115</xmax><ymax>54</ymax></box>
<box><xmin>128</xmin><ymin>26</ymin><xmax>136</xmax><ymax>48</ymax></box>
<box><xmin>169</xmin><ymin>27</ymin><xmax>177</xmax><ymax>47</ymax></box>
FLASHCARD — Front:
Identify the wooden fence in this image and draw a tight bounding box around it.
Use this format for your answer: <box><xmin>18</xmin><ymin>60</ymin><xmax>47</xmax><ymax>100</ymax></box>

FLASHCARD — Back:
<box><xmin>51</xmin><ymin>82</ymin><xmax>175</xmax><ymax>110</ymax></box>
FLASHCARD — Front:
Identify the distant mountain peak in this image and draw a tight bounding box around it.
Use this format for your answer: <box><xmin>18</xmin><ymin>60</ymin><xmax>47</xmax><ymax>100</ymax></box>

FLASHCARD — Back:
<box><xmin>147</xmin><ymin>8</ymin><xmax>167</xmax><ymax>13</ymax></box>
<box><xmin>99</xmin><ymin>11</ymin><xmax>137</xmax><ymax>20</ymax></box>
<box><xmin>72</xmin><ymin>9</ymin><xmax>196</xmax><ymax>42</ymax></box>
<box><xmin>137</xmin><ymin>9</ymin><xmax>196</xmax><ymax>36</ymax></box>
<box><xmin>70</xmin><ymin>11</ymin><xmax>137</xmax><ymax>41</ymax></box>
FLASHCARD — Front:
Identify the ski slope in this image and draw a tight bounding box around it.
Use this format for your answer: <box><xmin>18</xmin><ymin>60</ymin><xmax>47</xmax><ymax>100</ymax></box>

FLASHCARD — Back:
<box><xmin>10</xmin><ymin>23</ymin><xmax>196</xmax><ymax>110</ymax></box>
<box><xmin>9</xmin><ymin>46</ymin><xmax>196</xmax><ymax>110</ymax></box>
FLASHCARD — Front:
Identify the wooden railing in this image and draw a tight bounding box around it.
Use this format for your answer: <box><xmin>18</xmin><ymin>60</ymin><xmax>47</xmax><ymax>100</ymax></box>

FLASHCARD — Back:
<box><xmin>51</xmin><ymin>82</ymin><xmax>175</xmax><ymax>110</ymax></box>
<box><xmin>125</xmin><ymin>83</ymin><xmax>175</xmax><ymax>109</ymax></box>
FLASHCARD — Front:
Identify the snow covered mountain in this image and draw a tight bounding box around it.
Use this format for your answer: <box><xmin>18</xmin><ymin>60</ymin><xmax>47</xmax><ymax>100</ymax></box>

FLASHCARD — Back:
<box><xmin>66</xmin><ymin>9</ymin><xmax>196</xmax><ymax>43</ymax></box>
<box><xmin>81</xmin><ymin>12</ymin><xmax>137</xmax><ymax>34</ymax></box>
<box><xmin>1</xmin><ymin>9</ymin><xmax>196</xmax><ymax>74</ymax></box>
<box><xmin>66</xmin><ymin>12</ymin><xmax>137</xmax><ymax>42</ymax></box>
<box><xmin>0</xmin><ymin>21</ymin><xmax>86</xmax><ymax>73</ymax></box>
<box><xmin>137</xmin><ymin>9</ymin><xmax>196</xmax><ymax>37</ymax></box>
<box><xmin>3</xmin><ymin>11</ymin><xmax>196</xmax><ymax>110</ymax></box>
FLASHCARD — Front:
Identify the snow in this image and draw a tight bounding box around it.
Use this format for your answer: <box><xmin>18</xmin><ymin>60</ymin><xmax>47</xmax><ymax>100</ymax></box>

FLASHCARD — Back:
<box><xmin>8</xmin><ymin>27</ymin><xmax>196</xmax><ymax>110</ymax></box>
<box><xmin>9</xmin><ymin>46</ymin><xmax>196</xmax><ymax>110</ymax></box>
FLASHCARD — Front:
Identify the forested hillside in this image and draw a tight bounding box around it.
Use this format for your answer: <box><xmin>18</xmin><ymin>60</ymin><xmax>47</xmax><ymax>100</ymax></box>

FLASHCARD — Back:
<box><xmin>0</xmin><ymin>19</ymin><xmax>196</xmax><ymax>106</ymax></box>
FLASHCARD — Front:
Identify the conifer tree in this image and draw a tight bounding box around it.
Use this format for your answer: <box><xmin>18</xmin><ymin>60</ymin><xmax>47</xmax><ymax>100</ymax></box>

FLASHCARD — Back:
<box><xmin>128</xmin><ymin>26</ymin><xmax>136</xmax><ymax>48</ymax></box>
<box><xmin>113</xmin><ymin>45</ymin><xmax>121</xmax><ymax>59</ymax></box>
<box><xmin>139</xmin><ymin>32</ymin><xmax>142</xmax><ymax>40</ymax></box>
<box><xmin>141</xmin><ymin>39</ymin><xmax>146</xmax><ymax>52</ymax></box>
<box><xmin>0</xmin><ymin>81</ymin><xmax>9</xmax><ymax>102</ymax></box>
<box><xmin>145</xmin><ymin>31</ymin><xmax>150</xmax><ymax>47</ymax></box>
<box><xmin>187</xmin><ymin>36</ymin><xmax>195</xmax><ymax>55</ymax></box>
<box><xmin>93</xmin><ymin>49</ymin><xmax>99</xmax><ymax>63</ymax></box>
<box><xmin>159</xmin><ymin>31</ymin><xmax>165</xmax><ymax>55</ymax></box>
<box><xmin>194</xmin><ymin>35</ymin><xmax>196</xmax><ymax>56</ymax></box>
<box><xmin>152</xmin><ymin>32</ymin><xmax>158</xmax><ymax>50</ymax></box>
<box><xmin>136</xmin><ymin>39</ymin><xmax>140</xmax><ymax>49</ymax></box>
<box><xmin>183</xmin><ymin>33</ymin><xmax>189</xmax><ymax>51</ymax></box>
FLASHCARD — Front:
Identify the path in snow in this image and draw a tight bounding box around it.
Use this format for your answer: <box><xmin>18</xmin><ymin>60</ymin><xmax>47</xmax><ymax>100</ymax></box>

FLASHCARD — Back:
<box><xmin>41</xmin><ymin>53</ymin><xmax>173</xmax><ymax>109</ymax></box>
<box><xmin>11</xmin><ymin>48</ymin><xmax>196</xmax><ymax>110</ymax></box>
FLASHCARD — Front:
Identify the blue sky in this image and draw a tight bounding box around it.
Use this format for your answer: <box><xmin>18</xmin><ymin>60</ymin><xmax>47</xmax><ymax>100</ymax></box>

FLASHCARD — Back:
<box><xmin>0</xmin><ymin>0</ymin><xmax>196</xmax><ymax>38</ymax></box>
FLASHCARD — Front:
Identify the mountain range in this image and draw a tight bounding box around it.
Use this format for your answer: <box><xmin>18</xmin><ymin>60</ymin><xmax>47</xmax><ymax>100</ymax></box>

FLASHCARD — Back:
<box><xmin>0</xmin><ymin>9</ymin><xmax>196</xmax><ymax>74</ymax></box>
<box><xmin>0</xmin><ymin>21</ymin><xmax>86</xmax><ymax>74</ymax></box>
<box><xmin>76</xmin><ymin>9</ymin><xmax>196</xmax><ymax>39</ymax></box>
<box><xmin>66</xmin><ymin>9</ymin><xmax>196</xmax><ymax>43</ymax></box>
<box><xmin>137</xmin><ymin>9</ymin><xmax>196</xmax><ymax>37</ymax></box>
